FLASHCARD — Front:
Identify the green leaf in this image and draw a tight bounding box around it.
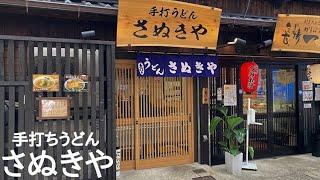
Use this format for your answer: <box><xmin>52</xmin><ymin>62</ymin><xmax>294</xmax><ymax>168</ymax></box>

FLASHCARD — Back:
<box><xmin>223</xmin><ymin>129</ymin><xmax>234</xmax><ymax>140</ymax></box>
<box><xmin>234</xmin><ymin>128</ymin><xmax>246</xmax><ymax>144</ymax></box>
<box><xmin>210</xmin><ymin>116</ymin><xmax>223</xmax><ymax>134</ymax></box>
<box><xmin>227</xmin><ymin>116</ymin><xmax>244</xmax><ymax>130</ymax></box>
<box><xmin>217</xmin><ymin>106</ymin><xmax>228</xmax><ymax>117</ymax></box>
<box><xmin>218</xmin><ymin>141</ymin><xmax>229</xmax><ymax>152</ymax></box>
<box><xmin>218</xmin><ymin>141</ymin><xmax>227</xmax><ymax>148</ymax></box>
<box><xmin>248</xmin><ymin>146</ymin><xmax>254</xmax><ymax>159</ymax></box>
<box><xmin>230</xmin><ymin>145</ymin><xmax>240</xmax><ymax>156</ymax></box>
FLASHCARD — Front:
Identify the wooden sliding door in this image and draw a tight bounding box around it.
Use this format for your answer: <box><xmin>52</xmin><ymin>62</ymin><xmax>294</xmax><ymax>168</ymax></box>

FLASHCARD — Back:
<box><xmin>116</xmin><ymin>60</ymin><xmax>194</xmax><ymax>170</ymax></box>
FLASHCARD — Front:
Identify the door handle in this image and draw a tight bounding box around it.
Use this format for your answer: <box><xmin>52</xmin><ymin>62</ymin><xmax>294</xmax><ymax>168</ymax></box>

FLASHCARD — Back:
<box><xmin>203</xmin><ymin>135</ymin><xmax>208</xmax><ymax>142</ymax></box>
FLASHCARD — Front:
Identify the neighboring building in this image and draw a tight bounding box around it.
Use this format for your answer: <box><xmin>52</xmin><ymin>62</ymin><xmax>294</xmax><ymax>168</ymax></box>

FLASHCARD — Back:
<box><xmin>0</xmin><ymin>1</ymin><xmax>118</xmax><ymax>180</ymax></box>
<box><xmin>0</xmin><ymin>0</ymin><xmax>319</xmax><ymax>179</ymax></box>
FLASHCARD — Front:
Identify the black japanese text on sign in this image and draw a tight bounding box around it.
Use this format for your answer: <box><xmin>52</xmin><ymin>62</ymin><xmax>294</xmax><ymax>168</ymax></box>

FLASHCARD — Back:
<box><xmin>272</xmin><ymin>14</ymin><xmax>320</xmax><ymax>54</ymax></box>
<box><xmin>117</xmin><ymin>0</ymin><xmax>222</xmax><ymax>49</ymax></box>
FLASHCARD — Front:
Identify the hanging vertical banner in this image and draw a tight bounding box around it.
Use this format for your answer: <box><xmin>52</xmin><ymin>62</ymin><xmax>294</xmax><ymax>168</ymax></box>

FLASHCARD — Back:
<box><xmin>272</xmin><ymin>14</ymin><xmax>320</xmax><ymax>54</ymax></box>
<box><xmin>202</xmin><ymin>88</ymin><xmax>209</xmax><ymax>104</ymax></box>
<box><xmin>117</xmin><ymin>0</ymin><xmax>222</xmax><ymax>49</ymax></box>
<box><xmin>137</xmin><ymin>54</ymin><xmax>219</xmax><ymax>77</ymax></box>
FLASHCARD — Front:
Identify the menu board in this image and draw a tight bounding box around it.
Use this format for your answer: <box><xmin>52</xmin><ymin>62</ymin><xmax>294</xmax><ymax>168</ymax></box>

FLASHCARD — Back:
<box><xmin>224</xmin><ymin>85</ymin><xmax>237</xmax><ymax>106</ymax></box>
<box><xmin>37</xmin><ymin>97</ymin><xmax>71</xmax><ymax>120</ymax></box>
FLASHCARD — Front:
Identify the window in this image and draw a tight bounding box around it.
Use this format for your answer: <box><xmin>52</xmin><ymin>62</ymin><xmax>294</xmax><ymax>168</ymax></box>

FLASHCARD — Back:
<box><xmin>272</xmin><ymin>69</ymin><xmax>295</xmax><ymax>113</ymax></box>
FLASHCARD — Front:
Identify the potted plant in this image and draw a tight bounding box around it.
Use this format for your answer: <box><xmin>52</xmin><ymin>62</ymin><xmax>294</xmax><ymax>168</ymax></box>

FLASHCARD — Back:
<box><xmin>210</xmin><ymin>105</ymin><xmax>254</xmax><ymax>175</ymax></box>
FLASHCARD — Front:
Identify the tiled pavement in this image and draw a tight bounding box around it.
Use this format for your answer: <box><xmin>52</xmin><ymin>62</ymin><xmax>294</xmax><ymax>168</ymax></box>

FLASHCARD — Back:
<box><xmin>118</xmin><ymin>154</ymin><xmax>320</xmax><ymax>180</ymax></box>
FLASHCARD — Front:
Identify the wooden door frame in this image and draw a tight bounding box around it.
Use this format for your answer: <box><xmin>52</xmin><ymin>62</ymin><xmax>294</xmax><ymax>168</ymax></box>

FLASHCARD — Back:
<box><xmin>115</xmin><ymin>59</ymin><xmax>136</xmax><ymax>170</ymax></box>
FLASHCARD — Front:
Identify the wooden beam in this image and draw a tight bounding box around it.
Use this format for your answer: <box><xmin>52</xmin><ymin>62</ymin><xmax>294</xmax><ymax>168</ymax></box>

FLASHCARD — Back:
<box><xmin>0</xmin><ymin>0</ymin><xmax>278</xmax><ymax>28</ymax></box>
<box><xmin>0</xmin><ymin>0</ymin><xmax>117</xmax><ymax>16</ymax></box>
<box><xmin>221</xmin><ymin>16</ymin><xmax>276</xmax><ymax>27</ymax></box>
<box><xmin>0</xmin><ymin>35</ymin><xmax>115</xmax><ymax>45</ymax></box>
<box><xmin>0</xmin><ymin>81</ymin><xmax>28</xmax><ymax>86</ymax></box>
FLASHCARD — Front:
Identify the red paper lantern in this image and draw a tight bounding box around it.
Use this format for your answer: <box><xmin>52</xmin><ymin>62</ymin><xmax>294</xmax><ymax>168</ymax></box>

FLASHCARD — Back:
<box><xmin>240</xmin><ymin>61</ymin><xmax>259</xmax><ymax>93</ymax></box>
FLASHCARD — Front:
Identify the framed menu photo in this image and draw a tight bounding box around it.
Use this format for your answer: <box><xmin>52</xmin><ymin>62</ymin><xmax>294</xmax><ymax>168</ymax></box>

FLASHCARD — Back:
<box><xmin>64</xmin><ymin>75</ymin><xmax>88</xmax><ymax>92</ymax></box>
<box><xmin>37</xmin><ymin>97</ymin><xmax>71</xmax><ymax>120</ymax></box>
<box><xmin>33</xmin><ymin>74</ymin><xmax>59</xmax><ymax>92</ymax></box>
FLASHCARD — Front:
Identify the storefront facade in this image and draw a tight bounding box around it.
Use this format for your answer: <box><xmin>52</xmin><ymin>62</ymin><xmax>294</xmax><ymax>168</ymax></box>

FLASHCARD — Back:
<box><xmin>114</xmin><ymin>0</ymin><xmax>320</xmax><ymax>169</ymax></box>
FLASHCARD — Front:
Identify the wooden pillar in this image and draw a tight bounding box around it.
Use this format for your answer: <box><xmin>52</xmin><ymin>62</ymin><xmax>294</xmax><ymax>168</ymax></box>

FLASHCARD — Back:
<box><xmin>196</xmin><ymin>77</ymin><xmax>210</xmax><ymax>165</ymax></box>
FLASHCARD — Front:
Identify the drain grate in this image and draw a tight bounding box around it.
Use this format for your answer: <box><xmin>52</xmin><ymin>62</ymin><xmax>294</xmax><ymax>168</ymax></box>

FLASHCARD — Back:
<box><xmin>192</xmin><ymin>168</ymin><xmax>207</xmax><ymax>174</ymax></box>
<box><xmin>192</xmin><ymin>176</ymin><xmax>216</xmax><ymax>180</ymax></box>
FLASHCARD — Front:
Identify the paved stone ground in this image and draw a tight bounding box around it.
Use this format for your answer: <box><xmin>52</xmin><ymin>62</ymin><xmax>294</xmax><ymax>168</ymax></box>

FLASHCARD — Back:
<box><xmin>118</xmin><ymin>154</ymin><xmax>320</xmax><ymax>180</ymax></box>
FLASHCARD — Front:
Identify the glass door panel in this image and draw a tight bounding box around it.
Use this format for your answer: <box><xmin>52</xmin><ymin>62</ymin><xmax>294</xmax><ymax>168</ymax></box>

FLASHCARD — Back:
<box><xmin>272</xmin><ymin>69</ymin><xmax>296</xmax><ymax>113</ymax></box>
<box><xmin>272</xmin><ymin>68</ymin><xmax>297</xmax><ymax>150</ymax></box>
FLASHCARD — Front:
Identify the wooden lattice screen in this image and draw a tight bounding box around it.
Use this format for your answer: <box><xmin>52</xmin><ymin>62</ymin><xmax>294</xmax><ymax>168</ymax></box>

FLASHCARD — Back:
<box><xmin>0</xmin><ymin>35</ymin><xmax>116</xmax><ymax>180</ymax></box>
<box><xmin>116</xmin><ymin>60</ymin><xmax>194</xmax><ymax>170</ymax></box>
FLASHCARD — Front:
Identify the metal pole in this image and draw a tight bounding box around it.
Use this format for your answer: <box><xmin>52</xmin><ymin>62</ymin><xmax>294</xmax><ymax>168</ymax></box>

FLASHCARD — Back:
<box><xmin>197</xmin><ymin>78</ymin><xmax>201</xmax><ymax>163</ymax></box>
<box><xmin>208</xmin><ymin>77</ymin><xmax>211</xmax><ymax>166</ymax></box>
<box><xmin>246</xmin><ymin>98</ymin><xmax>250</xmax><ymax>165</ymax></box>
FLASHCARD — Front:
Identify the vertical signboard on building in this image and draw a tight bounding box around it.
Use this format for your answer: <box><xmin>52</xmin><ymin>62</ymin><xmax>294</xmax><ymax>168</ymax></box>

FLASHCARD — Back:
<box><xmin>202</xmin><ymin>88</ymin><xmax>209</xmax><ymax>104</ymax></box>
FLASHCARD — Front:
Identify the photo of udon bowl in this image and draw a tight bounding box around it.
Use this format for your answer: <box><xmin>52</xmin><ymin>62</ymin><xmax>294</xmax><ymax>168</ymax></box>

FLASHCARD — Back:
<box><xmin>33</xmin><ymin>75</ymin><xmax>57</xmax><ymax>91</ymax></box>
<box><xmin>64</xmin><ymin>78</ymin><xmax>86</xmax><ymax>92</ymax></box>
